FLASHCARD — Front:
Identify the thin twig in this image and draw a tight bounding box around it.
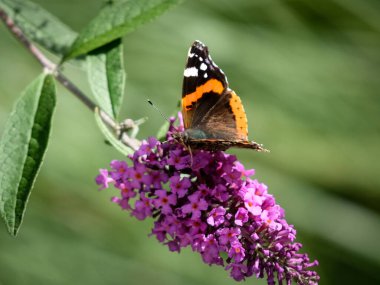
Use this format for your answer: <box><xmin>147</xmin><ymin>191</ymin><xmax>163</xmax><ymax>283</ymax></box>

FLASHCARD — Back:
<box><xmin>0</xmin><ymin>9</ymin><xmax>55</xmax><ymax>71</ymax></box>
<box><xmin>54</xmin><ymin>72</ymin><xmax>97</xmax><ymax>111</ymax></box>
<box><xmin>0</xmin><ymin>8</ymin><xmax>140</xmax><ymax>151</ymax></box>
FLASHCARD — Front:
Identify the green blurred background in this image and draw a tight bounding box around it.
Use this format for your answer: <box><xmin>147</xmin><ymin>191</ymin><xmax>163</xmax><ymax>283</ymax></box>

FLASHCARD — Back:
<box><xmin>1</xmin><ymin>0</ymin><xmax>380</xmax><ymax>284</ymax></box>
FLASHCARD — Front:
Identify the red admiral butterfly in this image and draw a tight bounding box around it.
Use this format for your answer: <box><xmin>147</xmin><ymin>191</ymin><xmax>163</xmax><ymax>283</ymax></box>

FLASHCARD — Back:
<box><xmin>174</xmin><ymin>40</ymin><xmax>268</xmax><ymax>152</ymax></box>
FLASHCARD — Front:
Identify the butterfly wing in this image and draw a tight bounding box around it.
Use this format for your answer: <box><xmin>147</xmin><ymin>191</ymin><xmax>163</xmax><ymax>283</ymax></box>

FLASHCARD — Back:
<box><xmin>181</xmin><ymin>41</ymin><xmax>248</xmax><ymax>141</ymax></box>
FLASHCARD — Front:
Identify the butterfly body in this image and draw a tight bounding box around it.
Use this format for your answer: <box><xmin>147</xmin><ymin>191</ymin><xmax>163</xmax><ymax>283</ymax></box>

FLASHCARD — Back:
<box><xmin>177</xmin><ymin>40</ymin><xmax>268</xmax><ymax>152</ymax></box>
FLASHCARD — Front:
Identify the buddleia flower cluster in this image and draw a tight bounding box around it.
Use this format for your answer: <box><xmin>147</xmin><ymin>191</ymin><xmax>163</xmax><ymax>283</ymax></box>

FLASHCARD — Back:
<box><xmin>96</xmin><ymin>116</ymin><xmax>319</xmax><ymax>284</ymax></box>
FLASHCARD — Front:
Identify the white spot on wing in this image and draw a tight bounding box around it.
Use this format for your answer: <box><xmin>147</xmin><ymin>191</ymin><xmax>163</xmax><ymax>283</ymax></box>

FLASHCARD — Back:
<box><xmin>199</xmin><ymin>57</ymin><xmax>203</xmax><ymax>61</ymax></box>
<box><xmin>184</xmin><ymin>67</ymin><xmax>199</xmax><ymax>77</ymax></box>
<box><xmin>204</xmin><ymin>73</ymin><xmax>208</xmax><ymax>78</ymax></box>
<box><xmin>200</xmin><ymin>63</ymin><xmax>207</xmax><ymax>71</ymax></box>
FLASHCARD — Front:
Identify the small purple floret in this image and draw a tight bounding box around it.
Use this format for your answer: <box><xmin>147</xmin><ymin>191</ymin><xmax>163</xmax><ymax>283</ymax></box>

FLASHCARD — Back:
<box><xmin>207</xmin><ymin>206</ymin><xmax>226</xmax><ymax>227</ymax></box>
<box><xmin>95</xmin><ymin>169</ymin><xmax>113</xmax><ymax>190</ymax></box>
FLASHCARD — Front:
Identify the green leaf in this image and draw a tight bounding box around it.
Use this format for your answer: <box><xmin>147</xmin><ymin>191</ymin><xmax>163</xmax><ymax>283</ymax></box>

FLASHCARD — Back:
<box><xmin>156</xmin><ymin>120</ymin><xmax>169</xmax><ymax>142</ymax></box>
<box><xmin>94</xmin><ymin>109</ymin><xmax>133</xmax><ymax>156</ymax></box>
<box><xmin>0</xmin><ymin>74</ymin><xmax>56</xmax><ymax>236</ymax></box>
<box><xmin>0</xmin><ymin>0</ymin><xmax>77</xmax><ymax>56</ymax></box>
<box><xmin>87</xmin><ymin>39</ymin><xmax>125</xmax><ymax>119</ymax></box>
<box><xmin>63</xmin><ymin>0</ymin><xmax>182</xmax><ymax>60</ymax></box>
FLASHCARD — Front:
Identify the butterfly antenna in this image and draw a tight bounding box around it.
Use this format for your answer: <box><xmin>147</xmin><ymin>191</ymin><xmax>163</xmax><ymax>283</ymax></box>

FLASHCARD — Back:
<box><xmin>147</xmin><ymin>99</ymin><xmax>180</xmax><ymax>132</ymax></box>
<box><xmin>147</xmin><ymin>99</ymin><xmax>171</xmax><ymax>122</ymax></box>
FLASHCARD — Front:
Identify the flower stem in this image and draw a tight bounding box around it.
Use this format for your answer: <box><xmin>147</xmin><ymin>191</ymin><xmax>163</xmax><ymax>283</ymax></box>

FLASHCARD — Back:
<box><xmin>0</xmin><ymin>8</ymin><xmax>140</xmax><ymax>151</ymax></box>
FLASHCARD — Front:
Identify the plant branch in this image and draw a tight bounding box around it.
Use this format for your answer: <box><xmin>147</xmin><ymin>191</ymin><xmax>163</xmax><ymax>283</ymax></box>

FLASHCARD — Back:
<box><xmin>0</xmin><ymin>8</ymin><xmax>140</xmax><ymax>151</ymax></box>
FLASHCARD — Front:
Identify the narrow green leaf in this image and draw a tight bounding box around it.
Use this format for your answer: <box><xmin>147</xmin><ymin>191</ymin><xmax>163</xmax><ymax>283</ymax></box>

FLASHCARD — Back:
<box><xmin>94</xmin><ymin>109</ymin><xmax>133</xmax><ymax>156</ymax></box>
<box><xmin>0</xmin><ymin>0</ymin><xmax>77</xmax><ymax>56</ymax></box>
<box><xmin>63</xmin><ymin>0</ymin><xmax>183</xmax><ymax>60</ymax></box>
<box><xmin>87</xmin><ymin>39</ymin><xmax>125</xmax><ymax>119</ymax></box>
<box><xmin>156</xmin><ymin>120</ymin><xmax>169</xmax><ymax>142</ymax></box>
<box><xmin>0</xmin><ymin>74</ymin><xmax>56</xmax><ymax>236</ymax></box>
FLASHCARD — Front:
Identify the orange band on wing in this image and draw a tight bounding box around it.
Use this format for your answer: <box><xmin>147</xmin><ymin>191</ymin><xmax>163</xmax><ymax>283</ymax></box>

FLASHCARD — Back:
<box><xmin>182</xmin><ymin>79</ymin><xmax>225</xmax><ymax>129</ymax></box>
<box><xmin>182</xmin><ymin>79</ymin><xmax>224</xmax><ymax>109</ymax></box>
<box><xmin>229</xmin><ymin>91</ymin><xmax>248</xmax><ymax>140</ymax></box>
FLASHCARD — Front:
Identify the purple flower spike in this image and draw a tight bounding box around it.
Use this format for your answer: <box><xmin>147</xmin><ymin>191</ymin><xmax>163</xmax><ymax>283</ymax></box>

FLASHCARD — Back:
<box><xmin>96</xmin><ymin>116</ymin><xmax>319</xmax><ymax>284</ymax></box>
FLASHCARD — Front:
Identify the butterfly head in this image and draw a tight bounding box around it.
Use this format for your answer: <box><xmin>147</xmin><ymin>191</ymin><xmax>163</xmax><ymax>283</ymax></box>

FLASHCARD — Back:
<box><xmin>171</xmin><ymin>129</ymin><xmax>191</xmax><ymax>147</ymax></box>
<box><xmin>172</xmin><ymin>131</ymin><xmax>187</xmax><ymax>146</ymax></box>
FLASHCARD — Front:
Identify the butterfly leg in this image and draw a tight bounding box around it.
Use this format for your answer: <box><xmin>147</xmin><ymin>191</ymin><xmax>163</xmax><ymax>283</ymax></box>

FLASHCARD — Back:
<box><xmin>187</xmin><ymin>145</ymin><xmax>194</xmax><ymax>168</ymax></box>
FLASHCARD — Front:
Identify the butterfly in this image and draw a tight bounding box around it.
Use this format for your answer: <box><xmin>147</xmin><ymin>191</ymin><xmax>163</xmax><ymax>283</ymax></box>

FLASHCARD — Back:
<box><xmin>172</xmin><ymin>40</ymin><xmax>268</xmax><ymax>152</ymax></box>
